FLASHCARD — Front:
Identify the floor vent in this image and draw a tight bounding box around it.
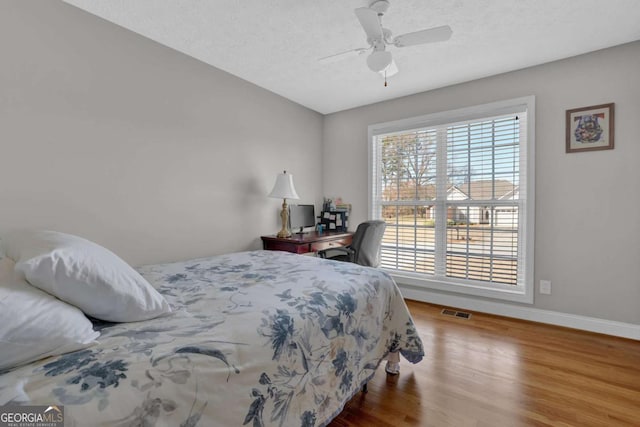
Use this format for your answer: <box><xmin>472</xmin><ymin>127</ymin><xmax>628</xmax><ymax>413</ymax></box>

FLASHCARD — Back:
<box><xmin>441</xmin><ymin>308</ymin><xmax>472</xmax><ymax>319</ymax></box>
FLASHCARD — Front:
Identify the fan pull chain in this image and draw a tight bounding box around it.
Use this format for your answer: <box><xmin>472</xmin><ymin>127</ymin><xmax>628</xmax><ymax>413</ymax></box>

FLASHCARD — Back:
<box><xmin>384</xmin><ymin>70</ymin><xmax>388</xmax><ymax>87</ymax></box>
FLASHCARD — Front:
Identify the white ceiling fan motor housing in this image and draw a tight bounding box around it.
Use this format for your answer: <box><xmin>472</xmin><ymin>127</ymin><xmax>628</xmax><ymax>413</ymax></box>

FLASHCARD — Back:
<box><xmin>369</xmin><ymin>0</ymin><xmax>390</xmax><ymax>15</ymax></box>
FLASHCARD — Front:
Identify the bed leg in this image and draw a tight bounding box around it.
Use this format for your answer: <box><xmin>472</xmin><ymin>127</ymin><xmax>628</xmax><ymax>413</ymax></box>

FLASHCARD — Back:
<box><xmin>385</xmin><ymin>351</ymin><xmax>400</xmax><ymax>375</ymax></box>
<box><xmin>362</xmin><ymin>383</ymin><xmax>368</xmax><ymax>393</ymax></box>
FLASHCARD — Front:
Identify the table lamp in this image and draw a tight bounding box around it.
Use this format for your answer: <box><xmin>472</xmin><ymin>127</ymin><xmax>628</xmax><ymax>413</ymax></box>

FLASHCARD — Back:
<box><xmin>268</xmin><ymin>170</ymin><xmax>299</xmax><ymax>238</ymax></box>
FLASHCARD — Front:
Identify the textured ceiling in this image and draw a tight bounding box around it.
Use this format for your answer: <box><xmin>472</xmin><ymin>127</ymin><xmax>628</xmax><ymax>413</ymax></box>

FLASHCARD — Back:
<box><xmin>62</xmin><ymin>0</ymin><xmax>640</xmax><ymax>114</ymax></box>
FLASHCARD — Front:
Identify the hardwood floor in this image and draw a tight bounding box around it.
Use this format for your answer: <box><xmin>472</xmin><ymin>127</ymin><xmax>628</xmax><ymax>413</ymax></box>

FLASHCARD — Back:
<box><xmin>330</xmin><ymin>300</ymin><xmax>640</xmax><ymax>427</ymax></box>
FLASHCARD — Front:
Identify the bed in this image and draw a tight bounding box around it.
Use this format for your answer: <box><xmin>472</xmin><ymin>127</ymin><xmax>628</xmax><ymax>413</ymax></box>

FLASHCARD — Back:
<box><xmin>0</xmin><ymin>244</ymin><xmax>424</xmax><ymax>426</ymax></box>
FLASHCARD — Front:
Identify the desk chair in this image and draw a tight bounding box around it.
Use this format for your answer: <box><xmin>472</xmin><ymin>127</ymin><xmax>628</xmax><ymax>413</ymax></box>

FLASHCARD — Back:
<box><xmin>318</xmin><ymin>220</ymin><xmax>386</xmax><ymax>267</ymax></box>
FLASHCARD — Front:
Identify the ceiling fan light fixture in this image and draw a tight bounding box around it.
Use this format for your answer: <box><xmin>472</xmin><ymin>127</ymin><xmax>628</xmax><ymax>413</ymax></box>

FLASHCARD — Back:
<box><xmin>379</xmin><ymin>59</ymin><xmax>398</xmax><ymax>78</ymax></box>
<box><xmin>319</xmin><ymin>2</ymin><xmax>453</xmax><ymax>83</ymax></box>
<box><xmin>367</xmin><ymin>50</ymin><xmax>392</xmax><ymax>72</ymax></box>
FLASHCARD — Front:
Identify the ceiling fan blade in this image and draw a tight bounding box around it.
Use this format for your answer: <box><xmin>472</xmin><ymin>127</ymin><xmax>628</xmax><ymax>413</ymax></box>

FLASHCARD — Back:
<box><xmin>393</xmin><ymin>25</ymin><xmax>452</xmax><ymax>47</ymax></box>
<box><xmin>354</xmin><ymin>7</ymin><xmax>383</xmax><ymax>41</ymax></box>
<box><xmin>379</xmin><ymin>59</ymin><xmax>398</xmax><ymax>77</ymax></box>
<box><xmin>318</xmin><ymin>48</ymin><xmax>368</xmax><ymax>64</ymax></box>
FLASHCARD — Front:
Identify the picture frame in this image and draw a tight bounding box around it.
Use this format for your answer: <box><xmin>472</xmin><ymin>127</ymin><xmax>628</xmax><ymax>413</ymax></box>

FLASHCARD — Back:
<box><xmin>566</xmin><ymin>103</ymin><xmax>614</xmax><ymax>153</ymax></box>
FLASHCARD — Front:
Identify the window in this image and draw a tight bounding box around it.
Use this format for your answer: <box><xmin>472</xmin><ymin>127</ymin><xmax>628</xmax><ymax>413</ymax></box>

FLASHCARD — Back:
<box><xmin>369</xmin><ymin>97</ymin><xmax>534</xmax><ymax>303</ymax></box>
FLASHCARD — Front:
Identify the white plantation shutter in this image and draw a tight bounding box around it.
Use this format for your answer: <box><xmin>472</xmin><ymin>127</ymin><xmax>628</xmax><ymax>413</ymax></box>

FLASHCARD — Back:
<box><xmin>369</xmin><ymin>97</ymin><xmax>534</xmax><ymax>302</ymax></box>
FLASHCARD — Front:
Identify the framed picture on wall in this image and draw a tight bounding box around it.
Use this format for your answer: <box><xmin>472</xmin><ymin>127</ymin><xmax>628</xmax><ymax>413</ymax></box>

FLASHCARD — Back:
<box><xmin>566</xmin><ymin>103</ymin><xmax>614</xmax><ymax>153</ymax></box>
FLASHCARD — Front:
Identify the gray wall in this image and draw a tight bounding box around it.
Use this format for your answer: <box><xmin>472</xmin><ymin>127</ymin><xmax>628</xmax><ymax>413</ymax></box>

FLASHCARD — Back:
<box><xmin>323</xmin><ymin>41</ymin><xmax>640</xmax><ymax>324</ymax></box>
<box><xmin>0</xmin><ymin>1</ymin><xmax>323</xmax><ymax>265</ymax></box>
<box><xmin>2</xmin><ymin>2</ymin><xmax>638</xmax><ymax>325</ymax></box>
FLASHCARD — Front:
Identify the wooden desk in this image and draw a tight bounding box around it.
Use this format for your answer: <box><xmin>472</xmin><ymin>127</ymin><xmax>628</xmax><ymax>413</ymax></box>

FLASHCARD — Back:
<box><xmin>261</xmin><ymin>231</ymin><xmax>353</xmax><ymax>255</ymax></box>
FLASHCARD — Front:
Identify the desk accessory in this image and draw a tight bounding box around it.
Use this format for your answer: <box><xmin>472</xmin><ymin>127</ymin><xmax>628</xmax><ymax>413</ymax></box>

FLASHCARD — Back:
<box><xmin>268</xmin><ymin>170</ymin><xmax>299</xmax><ymax>238</ymax></box>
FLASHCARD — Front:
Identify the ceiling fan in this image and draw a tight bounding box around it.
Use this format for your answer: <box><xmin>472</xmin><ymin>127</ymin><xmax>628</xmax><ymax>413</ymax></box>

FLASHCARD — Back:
<box><xmin>320</xmin><ymin>0</ymin><xmax>452</xmax><ymax>82</ymax></box>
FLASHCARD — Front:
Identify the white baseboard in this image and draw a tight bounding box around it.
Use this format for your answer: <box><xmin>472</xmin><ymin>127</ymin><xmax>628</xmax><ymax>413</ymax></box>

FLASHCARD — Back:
<box><xmin>399</xmin><ymin>285</ymin><xmax>640</xmax><ymax>341</ymax></box>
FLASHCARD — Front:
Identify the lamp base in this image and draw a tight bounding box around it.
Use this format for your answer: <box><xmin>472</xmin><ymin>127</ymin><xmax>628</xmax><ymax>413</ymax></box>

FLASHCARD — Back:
<box><xmin>276</xmin><ymin>199</ymin><xmax>291</xmax><ymax>238</ymax></box>
<box><xmin>276</xmin><ymin>230</ymin><xmax>292</xmax><ymax>238</ymax></box>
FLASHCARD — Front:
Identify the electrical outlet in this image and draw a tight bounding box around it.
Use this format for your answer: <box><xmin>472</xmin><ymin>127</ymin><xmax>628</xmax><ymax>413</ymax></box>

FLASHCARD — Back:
<box><xmin>539</xmin><ymin>280</ymin><xmax>552</xmax><ymax>295</ymax></box>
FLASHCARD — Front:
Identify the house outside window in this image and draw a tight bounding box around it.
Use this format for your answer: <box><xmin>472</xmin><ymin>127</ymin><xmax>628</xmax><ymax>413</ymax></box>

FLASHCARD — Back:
<box><xmin>368</xmin><ymin>97</ymin><xmax>535</xmax><ymax>303</ymax></box>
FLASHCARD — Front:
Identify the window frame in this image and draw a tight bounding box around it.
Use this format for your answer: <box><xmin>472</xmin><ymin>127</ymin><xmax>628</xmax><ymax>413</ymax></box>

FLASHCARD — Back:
<box><xmin>368</xmin><ymin>96</ymin><xmax>535</xmax><ymax>303</ymax></box>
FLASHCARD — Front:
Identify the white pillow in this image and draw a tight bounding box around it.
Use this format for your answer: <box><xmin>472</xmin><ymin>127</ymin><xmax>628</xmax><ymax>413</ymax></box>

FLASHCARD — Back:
<box><xmin>3</xmin><ymin>230</ymin><xmax>171</xmax><ymax>322</ymax></box>
<box><xmin>0</xmin><ymin>257</ymin><xmax>100</xmax><ymax>371</ymax></box>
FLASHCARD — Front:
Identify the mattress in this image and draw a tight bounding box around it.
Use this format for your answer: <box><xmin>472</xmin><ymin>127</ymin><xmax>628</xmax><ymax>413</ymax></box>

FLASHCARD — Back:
<box><xmin>0</xmin><ymin>250</ymin><xmax>424</xmax><ymax>426</ymax></box>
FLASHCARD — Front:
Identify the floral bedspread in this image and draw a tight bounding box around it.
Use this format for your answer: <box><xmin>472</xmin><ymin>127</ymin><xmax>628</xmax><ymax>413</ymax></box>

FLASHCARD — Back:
<box><xmin>0</xmin><ymin>250</ymin><xmax>424</xmax><ymax>427</ymax></box>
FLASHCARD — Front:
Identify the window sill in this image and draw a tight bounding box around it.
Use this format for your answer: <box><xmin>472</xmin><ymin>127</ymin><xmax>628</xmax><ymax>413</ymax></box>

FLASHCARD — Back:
<box><xmin>388</xmin><ymin>270</ymin><xmax>534</xmax><ymax>304</ymax></box>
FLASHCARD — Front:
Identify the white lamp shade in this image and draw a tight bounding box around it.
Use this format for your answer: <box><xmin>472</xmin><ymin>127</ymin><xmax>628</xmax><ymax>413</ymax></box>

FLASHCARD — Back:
<box><xmin>379</xmin><ymin>59</ymin><xmax>398</xmax><ymax>77</ymax></box>
<box><xmin>367</xmin><ymin>50</ymin><xmax>393</xmax><ymax>72</ymax></box>
<box><xmin>268</xmin><ymin>171</ymin><xmax>299</xmax><ymax>200</ymax></box>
